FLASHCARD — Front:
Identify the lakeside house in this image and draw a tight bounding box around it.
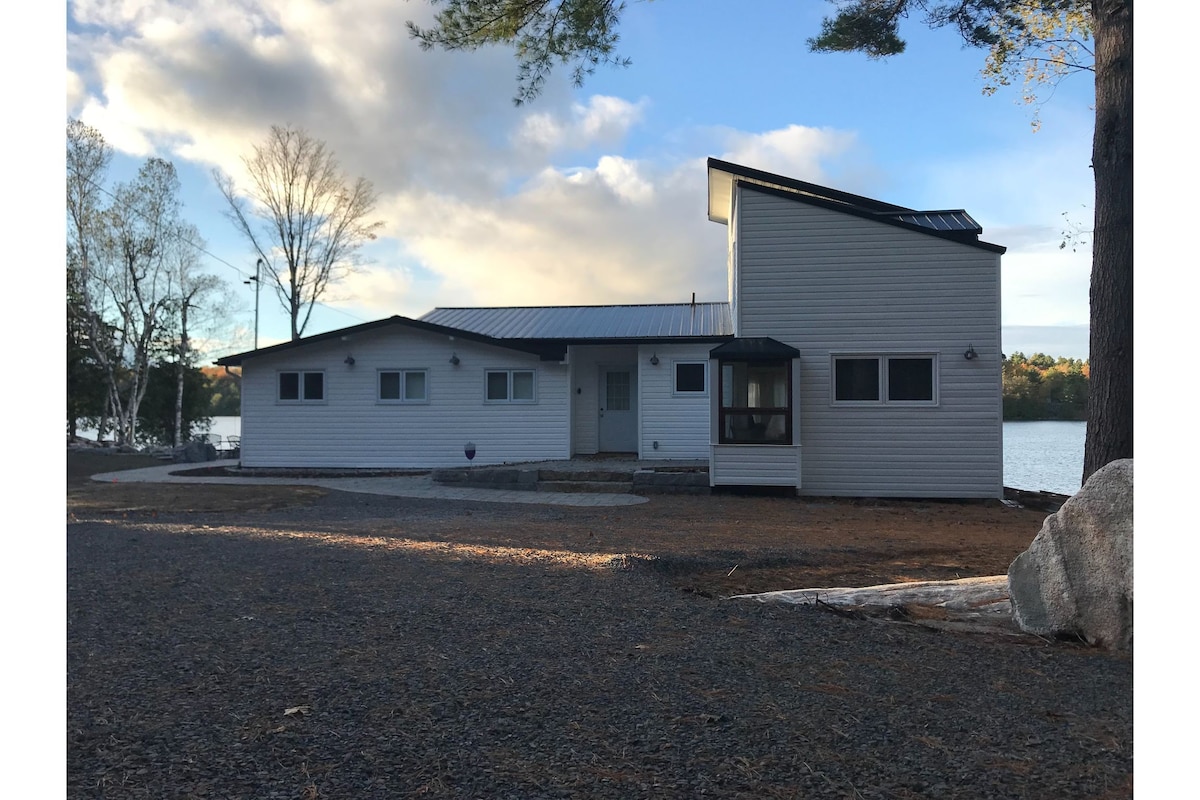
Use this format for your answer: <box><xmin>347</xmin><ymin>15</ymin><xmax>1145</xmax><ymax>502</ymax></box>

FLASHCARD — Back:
<box><xmin>216</xmin><ymin>158</ymin><xmax>1005</xmax><ymax>497</ymax></box>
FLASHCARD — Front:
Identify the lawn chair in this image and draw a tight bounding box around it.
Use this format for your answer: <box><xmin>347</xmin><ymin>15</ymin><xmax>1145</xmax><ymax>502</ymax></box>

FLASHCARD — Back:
<box><xmin>223</xmin><ymin>435</ymin><xmax>241</xmax><ymax>458</ymax></box>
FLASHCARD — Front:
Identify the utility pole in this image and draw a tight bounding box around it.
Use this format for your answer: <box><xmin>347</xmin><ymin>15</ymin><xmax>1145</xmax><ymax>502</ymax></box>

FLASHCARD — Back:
<box><xmin>244</xmin><ymin>258</ymin><xmax>262</xmax><ymax>350</ymax></box>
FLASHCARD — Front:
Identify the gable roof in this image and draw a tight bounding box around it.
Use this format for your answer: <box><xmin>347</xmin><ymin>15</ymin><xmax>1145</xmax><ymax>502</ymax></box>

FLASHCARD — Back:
<box><xmin>214</xmin><ymin>314</ymin><xmax>560</xmax><ymax>367</ymax></box>
<box><xmin>420</xmin><ymin>302</ymin><xmax>733</xmax><ymax>341</ymax></box>
<box><xmin>706</xmin><ymin>158</ymin><xmax>1005</xmax><ymax>254</ymax></box>
<box><xmin>215</xmin><ymin>303</ymin><xmax>734</xmax><ymax>367</ymax></box>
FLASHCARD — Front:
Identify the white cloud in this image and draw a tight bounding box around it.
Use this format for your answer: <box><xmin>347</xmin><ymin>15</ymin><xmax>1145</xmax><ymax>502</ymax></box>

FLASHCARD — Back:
<box><xmin>514</xmin><ymin>95</ymin><xmax>648</xmax><ymax>153</ymax></box>
<box><xmin>719</xmin><ymin>124</ymin><xmax>860</xmax><ymax>185</ymax></box>
<box><xmin>67</xmin><ymin>0</ymin><xmax>1086</xmax><ymax>360</ymax></box>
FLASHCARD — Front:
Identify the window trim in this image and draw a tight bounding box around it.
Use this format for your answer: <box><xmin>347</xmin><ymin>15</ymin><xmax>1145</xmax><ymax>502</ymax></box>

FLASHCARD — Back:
<box><xmin>484</xmin><ymin>368</ymin><xmax>537</xmax><ymax>404</ymax></box>
<box><xmin>717</xmin><ymin>358</ymin><xmax>793</xmax><ymax>445</ymax></box>
<box><xmin>830</xmin><ymin>353</ymin><xmax>939</xmax><ymax>406</ymax></box>
<box><xmin>377</xmin><ymin>368</ymin><xmax>430</xmax><ymax>404</ymax></box>
<box><xmin>672</xmin><ymin>360</ymin><xmax>708</xmax><ymax>397</ymax></box>
<box><xmin>277</xmin><ymin>370</ymin><xmax>325</xmax><ymax>403</ymax></box>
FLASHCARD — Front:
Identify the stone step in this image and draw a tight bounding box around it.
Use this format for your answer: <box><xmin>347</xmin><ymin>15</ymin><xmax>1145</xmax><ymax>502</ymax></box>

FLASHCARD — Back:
<box><xmin>537</xmin><ymin>480</ymin><xmax>634</xmax><ymax>494</ymax></box>
<box><xmin>538</xmin><ymin>469</ymin><xmax>632</xmax><ymax>483</ymax></box>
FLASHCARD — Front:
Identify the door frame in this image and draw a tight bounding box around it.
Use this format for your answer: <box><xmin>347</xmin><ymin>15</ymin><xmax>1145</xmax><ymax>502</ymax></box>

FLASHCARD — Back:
<box><xmin>597</xmin><ymin>363</ymin><xmax>638</xmax><ymax>453</ymax></box>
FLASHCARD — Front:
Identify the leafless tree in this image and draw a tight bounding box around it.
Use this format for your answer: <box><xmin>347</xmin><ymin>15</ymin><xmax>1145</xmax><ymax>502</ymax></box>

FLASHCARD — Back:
<box><xmin>214</xmin><ymin>125</ymin><xmax>383</xmax><ymax>341</ymax></box>
<box><xmin>67</xmin><ymin>118</ymin><xmax>115</xmax><ymax>438</ymax></box>
<box><xmin>162</xmin><ymin>224</ymin><xmax>225</xmax><ymax>447</ymax></box>
<box><xmin>68</xmin><ymin>119</ymin><xmax>184</xmax><ymax>446</ymax></box>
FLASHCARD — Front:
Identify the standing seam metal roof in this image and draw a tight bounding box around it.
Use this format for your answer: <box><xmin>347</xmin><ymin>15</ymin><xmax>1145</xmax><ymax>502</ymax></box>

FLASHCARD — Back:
<box><xmin>420</xmin><ymin>303</ymin><xmax>733</xmax><ymax>340</ymax></box>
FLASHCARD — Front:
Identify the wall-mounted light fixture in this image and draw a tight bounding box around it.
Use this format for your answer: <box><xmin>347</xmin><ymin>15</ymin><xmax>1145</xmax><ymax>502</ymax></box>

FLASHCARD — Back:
<box><xmin>344</xmin><ymin>356</ymin><xmax>356</xmax><ymax>366</ymax></box>
<box><xmin>963</xmin><ymin>345</ymin><xmax>978</xmax><ymax>361</ymax></box>
<box><xmin>449</xmin><ymin>353</ymin><xmax>460</xmax><ymax>366</ymax></box>
<box><xmin>649</xmin><ymin>353</ymin><xmax>660</xmax><ymax>366</ymax></box>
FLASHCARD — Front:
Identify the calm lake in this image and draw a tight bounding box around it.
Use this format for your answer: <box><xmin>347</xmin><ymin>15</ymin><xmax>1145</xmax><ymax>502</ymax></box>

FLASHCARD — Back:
<box><xmin>83</xmin><ymin>416</ymin><xmax>1086</xmax><ymax>496</ymax></box>
<box><xmin>1003</xmin><ymin>420</ymin><xmax>1085</xmax><ymax>496</ymax></box>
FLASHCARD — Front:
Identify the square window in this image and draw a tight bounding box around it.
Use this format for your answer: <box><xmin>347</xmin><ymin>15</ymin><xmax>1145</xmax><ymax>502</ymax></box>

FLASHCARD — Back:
<box><xmin>303</xmin><ymin>372</ymin><xmax>324</xmax><ymax>401</ymax></box>
<box><xmin>834</xmin><ymin>358</ymin><xmax>880</xmax><ymax>401</ymax></box>
<box><xmin>279</xmin><ymin>372</ymin><xmax>300</xmax><ymax>401</ymax></box>
<box><xmin>511</xmin><ymin>371</ymin><xmax>534</xmax><ymax>401</ymax></box>
<box><xmin>674</xmin><ymin>362</ymin><xmax>706</xmax><ymax>393</ymax></box>
<box><xmin>486</xmin><ymin>371</ymin><xmax>510</xmax><ymax>401</ymax></box>
<box><xmin>404</xmin><ymin>370</ymin><xmax>427</xmax><ymax>401</ymax></box>
<box><xmin>379</xmin><ymin>371</ymin><xmax>401</xmax><ymax>401</ymax></box>
<box><xmin>888</xmin><ymin>358</ymin><xmax>934</xmax><ymax>401</ymax></box>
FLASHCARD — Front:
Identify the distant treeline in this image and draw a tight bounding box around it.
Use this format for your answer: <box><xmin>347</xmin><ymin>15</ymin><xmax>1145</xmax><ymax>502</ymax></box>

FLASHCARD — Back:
<box><xmin>69</xmin><ymin>365</ymin><xmax>240</xmax><ymax>445</ymax></box>
<box><xmin>1003</xmin><ymin>352</ymin><xmax>1088</xmax><ymax>421</ymax></box>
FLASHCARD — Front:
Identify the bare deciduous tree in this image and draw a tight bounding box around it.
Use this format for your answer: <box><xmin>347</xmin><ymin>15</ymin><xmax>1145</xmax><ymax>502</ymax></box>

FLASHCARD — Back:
<box><xmin>214</xmin><ymin>125</ymin><xmax>383</xmax><ymax>341</ymax></box>
<box><xmin>162</xmin><ymin>224</ymin><xmax>224</xmax><ymax>446</ymax></box>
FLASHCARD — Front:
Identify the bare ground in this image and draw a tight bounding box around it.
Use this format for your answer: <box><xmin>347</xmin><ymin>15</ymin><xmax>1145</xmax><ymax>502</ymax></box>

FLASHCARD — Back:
<box><xmin>67</xmin><ymin>451</ymin><xmax>1052</xmax><ymax>598</ymax></box>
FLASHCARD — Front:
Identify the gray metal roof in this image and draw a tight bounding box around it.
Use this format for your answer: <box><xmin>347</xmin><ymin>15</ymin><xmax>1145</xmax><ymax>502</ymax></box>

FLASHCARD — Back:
<box><xmin>884</xmin><ymin>210</ymin><xmax>982</xmax><ymax>235</ymax></box>
<box><xmin>420</xmin><ymin>302</ymin><xmax>733</xmax><ymax>340</ymax></box>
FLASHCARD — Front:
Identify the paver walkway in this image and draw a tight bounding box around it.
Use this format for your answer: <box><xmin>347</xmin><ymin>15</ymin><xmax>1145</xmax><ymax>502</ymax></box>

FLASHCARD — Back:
<box><xmin>90</xmin><ymin>460</ymin><xmax>649</xmax><ymax>507</ymax></box>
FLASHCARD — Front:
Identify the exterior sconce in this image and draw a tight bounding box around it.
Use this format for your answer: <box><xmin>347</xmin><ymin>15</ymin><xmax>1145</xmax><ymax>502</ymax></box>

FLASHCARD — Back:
<box><xmin>963</xmin><ymin>346</ymin><xmax>978</xmax><ymax>361</ymax></box>
<box><xmin>649</xmin><ymin>353</ymin><xmax>660</xmax><ymax>366</ymax></box>
<box><xmin>344</xmin><ymin>356</ymin><xmax>356</xmax><ymax>366</ymax></box>
<box><xmin>449</xmin><ymin>353</ymin><xmax>460</xmax><ymax>366</ymax></box>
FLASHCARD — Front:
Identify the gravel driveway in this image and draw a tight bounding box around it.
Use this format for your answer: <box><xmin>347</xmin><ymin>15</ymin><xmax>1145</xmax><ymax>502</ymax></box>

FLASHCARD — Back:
<box><xmin>67</xmin><ymin>491</ymin><xmax>1132</xmax><ymax>799</ymax></box>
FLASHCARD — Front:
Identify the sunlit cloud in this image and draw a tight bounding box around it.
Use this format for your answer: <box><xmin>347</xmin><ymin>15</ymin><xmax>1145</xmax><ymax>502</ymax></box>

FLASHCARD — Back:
<box><xmin>66</xmin><ymin>0</ymin><xmax>1090</xmax><ymax>360</ymax></box>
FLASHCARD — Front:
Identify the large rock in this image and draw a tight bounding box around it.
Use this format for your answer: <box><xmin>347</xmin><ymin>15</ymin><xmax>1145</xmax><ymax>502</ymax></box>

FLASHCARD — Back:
<box><xmin>173</xmin><ymin>440</ymin><xmax>218</xmax><ymax>463</ymax></box>
<box><xmin>1007</xmin><ymin>459</ymin><xmax>1133</xmax><ymax>649</ymax></box>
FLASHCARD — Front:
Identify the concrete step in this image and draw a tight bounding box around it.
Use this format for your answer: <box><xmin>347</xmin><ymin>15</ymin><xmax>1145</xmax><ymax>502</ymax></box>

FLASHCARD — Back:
<box><xmin>537</xmin><ymin>480</ymin><xmax>634</xmax><ymax>494</ymax></box>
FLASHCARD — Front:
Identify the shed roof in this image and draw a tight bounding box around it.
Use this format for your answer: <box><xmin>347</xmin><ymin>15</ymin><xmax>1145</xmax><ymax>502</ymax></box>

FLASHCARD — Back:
<box><xmin>706</xmin><ymin>158</ymin><xmax>1004</xmax><ymax>254</ymax></box>
<box><xmin>420</xmin><ymin>302</ymin><xmax>733</xmax><ymax>341</ymax></box>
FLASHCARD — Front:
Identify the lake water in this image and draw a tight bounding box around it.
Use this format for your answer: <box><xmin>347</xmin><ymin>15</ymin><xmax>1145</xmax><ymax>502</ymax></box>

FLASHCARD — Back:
<box><xmin>1003</xmin><ymin>420</ymin><xmax>1085</xmax><ymax>496</ymax></box>
<box><xmin>77</xmin><ymin>416</ymin><xmax>1084</xmax><ymax>496</ymax></box>
<box><xmin>74</xmin><ymin>415</ymin><xmax>243</xmax><ymax>444</ymax></box>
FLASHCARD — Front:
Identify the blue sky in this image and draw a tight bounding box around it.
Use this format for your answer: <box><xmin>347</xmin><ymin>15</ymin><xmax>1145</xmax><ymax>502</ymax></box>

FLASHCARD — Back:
<box><xmin>63</xmin><ymin>0</ymin><xmax>1097</xmax><ymax>359</ymax></box>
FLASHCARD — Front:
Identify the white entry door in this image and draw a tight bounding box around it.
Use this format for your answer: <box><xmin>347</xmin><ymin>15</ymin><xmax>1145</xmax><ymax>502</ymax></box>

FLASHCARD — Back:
<box><xmin>598</xmin><ymin>366</ymin><xmax>638</xmax><ymax>453</ymax></box>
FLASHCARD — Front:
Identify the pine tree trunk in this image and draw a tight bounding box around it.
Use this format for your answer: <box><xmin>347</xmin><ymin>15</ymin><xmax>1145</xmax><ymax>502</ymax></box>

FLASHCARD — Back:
<box><xmin>1083</xmin><ymin>0</ymin><xmax>1134</xmax><ymax>483</ymax></box>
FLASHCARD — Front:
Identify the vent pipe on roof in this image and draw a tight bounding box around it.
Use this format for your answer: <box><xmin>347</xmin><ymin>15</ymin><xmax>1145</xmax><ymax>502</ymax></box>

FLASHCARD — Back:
<box><xmin>691</xmin><ymin>292</ymin><xmax>695</xmax><ymax>308</ymax></box>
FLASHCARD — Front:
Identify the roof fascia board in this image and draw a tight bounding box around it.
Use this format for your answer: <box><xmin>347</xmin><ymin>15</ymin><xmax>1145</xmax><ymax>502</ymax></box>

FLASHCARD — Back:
<box><xmin>708</xmin><ymin>157</ymin><xmax>913</xmax><ymax>214</ymax></box>
<box><xmin>214</xmin><ymin>314</ymin><xmax>551</xmax><ymax>366</ymax></box>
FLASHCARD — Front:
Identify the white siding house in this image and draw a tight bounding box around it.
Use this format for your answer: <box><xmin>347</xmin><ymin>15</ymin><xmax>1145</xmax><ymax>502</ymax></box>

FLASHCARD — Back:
<box><xmin>220</xmin><ymin>308</ymin><xmax>732</xmax><ymax>469</ymax></box>
<box><xmin>705</xmin><ymin>158</ymin><xmax>1005</xmax><ymax>498</ymax></box>
<box><xmin>218</xmin><ymin>158</ymin><xmax>1004</xmax><ymax>497</ymax></box>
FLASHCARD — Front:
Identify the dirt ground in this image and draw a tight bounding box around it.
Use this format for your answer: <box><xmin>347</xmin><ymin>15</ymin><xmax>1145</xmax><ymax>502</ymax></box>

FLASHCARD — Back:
<box><xmin>66</xmin><ymin>451</ymin><xmax>1053</xmax><ymax>598</ymax></box>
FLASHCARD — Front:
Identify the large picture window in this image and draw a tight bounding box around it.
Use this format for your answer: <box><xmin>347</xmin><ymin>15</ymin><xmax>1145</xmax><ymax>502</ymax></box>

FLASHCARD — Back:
<box><xmin>719</xmin><ymin>359</ymin><xmax>792</xmax><ymax>444</ymax></box>
<box><xmin>485</xmin><ymin>369</ymin><xmax>536</xmax><ymax>403</ymax></box>
<box><xmin>379</xmin><ymin>369</ymin><xmax>428</xmax><ymax>403</ymax></box>
<box><xmin>278</xmin><ymin>371</ymin><xmax>324</xmax><ymax>402</ymax></box>
<box><xmin>832</xmin><ymin>355</ymin><xmax>937</xmax><ymax>405</ymax></box>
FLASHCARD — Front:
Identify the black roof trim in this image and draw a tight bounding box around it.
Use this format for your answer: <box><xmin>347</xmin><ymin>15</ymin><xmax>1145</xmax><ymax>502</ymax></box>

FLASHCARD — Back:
<box><xmin>738</xmin><ymin>182</ymin><xmax>1007</xmax><ymax>254</ymax></box>
<box><xmin>709</xmin><ymin>337</ymin><xmax>801</xmax><ymax>360</ymax></box>
<box><xmin>708</xmin><ymin>157</ymin><xmax>911</xmax><ymax>214</ymax></box>
<box><xmin>214</xmin><ymin>315</ymin><xmax>553</xmax><ymax>366</ymax></box>
<box><xmin>214</xmin><ymin>319</ymin><xmax>735</xmax><ymax>367</ymax></box>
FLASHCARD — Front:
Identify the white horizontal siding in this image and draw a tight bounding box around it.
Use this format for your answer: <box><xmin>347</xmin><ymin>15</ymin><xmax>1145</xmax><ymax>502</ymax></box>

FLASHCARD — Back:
<box><xmin>240</xmin><ymin>328</ymin><xmax>569</xmax><ymax>468</ymax></box>
<box><xmin>637</xmin><ymin>343</ymin><xmax>711</xmax><ymax>459</ymax></box>
<box><xmin>735</xmin><ymin>187</ymin><xmax>1002</xmax><ymax>498</ymax></box>
<box><xmin>711</xmin><ymin>445</ymin><xmax>802</xmax><ymax>487</ymax></box>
